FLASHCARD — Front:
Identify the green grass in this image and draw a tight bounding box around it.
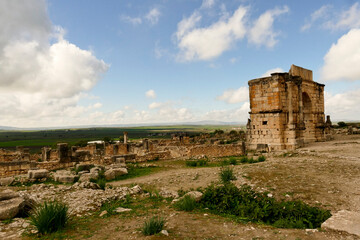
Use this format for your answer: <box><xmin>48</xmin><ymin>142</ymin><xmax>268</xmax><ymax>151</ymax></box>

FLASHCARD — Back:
<box><xmin>109</xmin><ymin>165</ymin><xmax>163</xmax><ymax>181</ymax></box>
<box><xmin>141</xmin><ymin>216</ymin><xmax>166</xmax><ymax>236</ymax></box>
<box><xmin>100</xmin><ymin>196</ymin><xmax>132</xmax><ymax>216</ymax></box>
<box><xmin>185</xmin><ymin>159</ymin><xmax>208</xmax><ymax>167</ymax></box>
<box><xmin>174</xmin><ymin>195</ymin><xmax>198</xmax><ymax>211</ymax></box>
<box><xmin>200</xmin><ymin>183</ymin><xmax>331</xmax><ymax>229</ymax></box>
<box><xmin>29</xmin><ymin>201</ymin><xmax>69</xmax><ymax>234</ymax></box>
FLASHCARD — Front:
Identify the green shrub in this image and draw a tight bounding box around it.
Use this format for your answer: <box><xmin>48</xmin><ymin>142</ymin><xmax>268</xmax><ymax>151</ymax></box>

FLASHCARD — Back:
<box><xmin>186</xmin><ymin>159</ymin><xmax>208</xmax><ymax>167</ymax></box>
<box><xmin>174</xmin><ymin>195</ymin><xmax>197</xmax><ymax>211</ymax></box>
<box><xmin>97</xmin><ymin>178</ymin><xmax>106</xmax><ymax>190</ymax></box>
<box><xmin>337</xmin><ymin>121</ymin><xmax>347</xmax><ymax>128</ymax></box>
<box><xmin>221</xmin><ymin>159</ymin><xmax>230</xmax><ymax>166</ymax></box>
<box><xmin>100</xmin><ymin>197</ymin><xmax>132</xmax><ymax>215</ymax></box>
<box><xmin>229</xmin><ymin>157</ymin><xmax>237</xmax><ymax>165</ymax></box>
<box><xmin>240</xmin><ymin>156</ymin><xmax>248</xmax><ymax>163</ymax></box>
<box><xmin>142</xmin><ymin>216</ymin><xmax>165</xmax><ymax>236</ymax></box>
<box><xmin>258</xmin><ymin>155</ymin><xmax>266</xmax><ymax>162</ymax></box>
<box><xmin>29</xmin><ymin>201</ymin><xmax>69</xmax><ymax>234</ymax></box>
<box><xmin>219</xmin><ymin>166</ymin><xmax>237</xmax><ymax>183</ymax></box>
<box><xmin>186</xmin><ymin>160</ymin><xmax>198</xmax><ymax>167</ymax></box>
<box><xmin>200</xmin><ymin>183</ymin><xmax>331</xmax><ymax>229</ymax></box>
<box><xmin>197</xmin><ymin>159</ymin><xmax>208</xmax><ymax>166</ymax></box>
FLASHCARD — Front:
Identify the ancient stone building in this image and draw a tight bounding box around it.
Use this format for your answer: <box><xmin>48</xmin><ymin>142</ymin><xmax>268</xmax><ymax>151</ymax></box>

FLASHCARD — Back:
<box><xmin>247</xmin><ymin>65</ymin><xmax>326</xmax><ymax>151</ymax></box>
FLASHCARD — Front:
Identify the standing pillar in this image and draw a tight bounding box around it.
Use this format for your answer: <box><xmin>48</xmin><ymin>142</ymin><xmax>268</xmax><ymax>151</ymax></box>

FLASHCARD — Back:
<box><xmin>123</xmin><ymin>132</ymin><xmax>128</xmax><ymax>144</ymax></box>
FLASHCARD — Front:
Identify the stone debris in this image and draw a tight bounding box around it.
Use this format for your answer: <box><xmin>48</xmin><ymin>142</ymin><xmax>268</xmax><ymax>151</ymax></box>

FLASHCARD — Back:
<box><xmin>159</xmin><ymin>189</ymin><xmax>179</xmax><ymax>199</ymax></box>
<box><xmin>161</xmin><ymin>229</ymin><xmax>169</xmax><ymax>236</ymax></box>
<box><xmin>114</xmin><ymin>207</ymin><xmax>132</xmax><ymax>213</ymax></box>
<box><xmin>0</xmin><ymin>177</ymin><xmax>14</xmax><ymax>186</ymax></box>
<box><xmin>104</xmin><ymin>167</ymin><xmax>128</xmax><ymax>181</ymax></box>
<box><xmin>79</xmin><ymin>172</ymin><xmax>98</xmax><ymax>182</ymax></box>
<box><xmin>321</xmin><ymin>210</ymin><xmax>360</xmax><ymax>237</ymax></box>
<box><xmin>99</xmin><ymin>210</ymin><xmax>108</xmax><ymax>217</ymax></box>
<box><xmin>27</xmin><ymin>169</ymin><xmax>49</xmax><ymax>180</ymax></box>
<box><xmin>183</xmin><ymin>191</ymin><xmax>203</xmax><ymax>202</ymax></box>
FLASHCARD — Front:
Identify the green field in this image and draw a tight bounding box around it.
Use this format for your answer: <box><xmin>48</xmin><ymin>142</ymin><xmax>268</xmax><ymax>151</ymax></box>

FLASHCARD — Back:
<box><xmin>0</xmin><ymin>125</ymin><xmax>244</xmax><ymax>153</ymax></box>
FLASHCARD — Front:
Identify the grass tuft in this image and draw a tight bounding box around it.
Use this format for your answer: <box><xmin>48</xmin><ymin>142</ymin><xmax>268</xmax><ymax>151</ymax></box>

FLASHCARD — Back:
<box><xmin>142</xmin><ymin>216</ymin><xmax>165</xmax><ymax>236</ymax></box>
<box><xmin>29</xmin><ymin>201</ymin><xmax>69</xmax><ymax>234</ymax></box>
<box><xmin>219</xmin><ymin>166</ymin><xmax>237</xmax><ymax>183</ymax></box>
<box><xmin>174</xmin><ymin>195</ymin><xmax>197</xmax><ymax>211</ymax></box>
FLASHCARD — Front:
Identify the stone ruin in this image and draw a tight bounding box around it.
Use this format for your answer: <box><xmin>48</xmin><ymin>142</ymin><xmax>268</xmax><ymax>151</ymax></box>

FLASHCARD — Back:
<box><xmin>247</xmin><ymin>64</ymin><xmax>331</xmax><ymax>151</ymax></box>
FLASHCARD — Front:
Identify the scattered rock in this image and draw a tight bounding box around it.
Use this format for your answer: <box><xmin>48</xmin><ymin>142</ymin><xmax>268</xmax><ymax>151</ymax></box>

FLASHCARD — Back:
<box><xmin>161</xmin><ymin>229</ymin><xmax>169</xmax><ymax>236</ymax></box>
<box><xmin>114</xmin><ymin>207</ymin><xmax>132</xmax><ymax>213</ymax></box>
<box><xmin>76</xmin><ymin>163</ymin><xmax>94</xmax><ymax>172</ymax></box>
<box><xmin>159</xmin><ymin>190</ymin><xmax>179</xmax><ymax>199</ymax></box>
<box><xmin>99</xmin><ymin>210</ymin><xmax>108</xmax><ymax>217</ymax></box>
<box><xmin>0</xmin><ymin>177</ymin><xmax>14</xmax><ymax>186</ymax></box>
<box><xmin>0</xmin><ymin>190</ymin><xmax>19</xmax><ymax>201</ymax></box>
<box><xmin>79</xmin><ymin>172</ymin><xmax>98</xmax><ymax>182</ymax></box>
<box><xmin>321</xmin><ymin>210</ymin><xmax>360</xmax><ymax>237</ymax></box>
<box><xmin>183</xmin><ymin>191</ymin><xmax>203</xmax><ymax>202</ymax></box>
<box><xmin>104</xmin><ymin>168</ymin><xmax>128</xmax><ymax>181</ymax></box>
<box><xmin>27</xmin><ymin>169</ymin><xmax>49</xmax><ymax>180</ymax></box>
<box><xmin>0</xmin><ymin>197</ymin><xmax>25</xmax><ymax>220</ymax></box>
<box><xmin>79</xmin><ymin>181</ymin><xmax>100</xmax><ymax>189</ymax></box>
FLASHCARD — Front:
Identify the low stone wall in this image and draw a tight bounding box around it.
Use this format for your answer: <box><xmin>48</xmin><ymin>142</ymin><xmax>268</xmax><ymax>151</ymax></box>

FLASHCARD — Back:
<box><xmin>189</xmin><ymin>144</ymin><xmax>245</xmax><ymax>157</ymax></box>
<box><xmin>136</xmin><ymin>151</ymin><xmax>171</xmax><ymax>162</ymax></box>
<box><xmin>0</xmin><ymin>161</ymin><xmax>74</xmax><ymax>177</ymax></box>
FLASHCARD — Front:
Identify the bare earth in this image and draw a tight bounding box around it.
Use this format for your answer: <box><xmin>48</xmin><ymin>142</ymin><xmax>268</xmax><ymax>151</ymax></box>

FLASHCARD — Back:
<box><xmin>90</xmin><ymin>134</ymin><xmax>360</xmax><ymax>240</ymax></box>
<box><xmin>9</xmin><ymin>134</ymin><xmax>360</xmax><ymax>239</ymax></box>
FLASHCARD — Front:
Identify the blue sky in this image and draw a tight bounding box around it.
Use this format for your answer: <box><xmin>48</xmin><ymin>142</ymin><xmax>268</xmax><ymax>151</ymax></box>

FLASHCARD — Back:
<box><xmin>1</xmin><ymin>0</ymin><xmax>360</xmax><ymax>127</ymax></box>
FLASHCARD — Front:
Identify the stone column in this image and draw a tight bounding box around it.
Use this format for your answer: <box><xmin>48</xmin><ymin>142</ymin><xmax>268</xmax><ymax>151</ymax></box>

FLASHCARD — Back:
<box><xmin>287</xmin><ymin>82</ymin><xmax>294</xmax><ymax>126</ymax></box>
<box><xmin>41</xmin><ymin>147</ymin><xmax>51</xmax><ymax>162</ymax></box>
<box><xmin>57</xmin><ymin>143</ymin><xmax>69</xmax><ymax>163</ymax></box>
<box><xmin>124</xmin><ymin>132</ymin><xmax>128</xmax><ymax>144</ymax></box>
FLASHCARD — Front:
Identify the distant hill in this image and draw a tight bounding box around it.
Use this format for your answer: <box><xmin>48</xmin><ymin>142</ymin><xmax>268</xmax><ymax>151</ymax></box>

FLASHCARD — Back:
<box><xmin>0</xmin><ymin>121</ymin><xmax>245</xmax><ymax>131</ymax></box>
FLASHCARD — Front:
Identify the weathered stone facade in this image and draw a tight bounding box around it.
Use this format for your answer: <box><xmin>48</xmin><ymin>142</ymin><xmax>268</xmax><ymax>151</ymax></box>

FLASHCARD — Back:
<box><xmin>247</xmin><ymin>65</ymin><xmax>326</xmax><ymax>151</ymax></box>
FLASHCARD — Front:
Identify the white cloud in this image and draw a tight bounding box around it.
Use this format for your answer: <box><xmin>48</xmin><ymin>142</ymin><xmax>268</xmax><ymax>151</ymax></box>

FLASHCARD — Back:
<box><xmin>204</xmin><ymin>102</ymin><xmax>249</xmax><ymax>121</ymax></box>
<box><xmin>302</xmin><ymin>3</ymin><xmax>360</xmax><ymax>31</ymax></box>
<box><xmin>261</xmin><ymin>67</ymin><xmax>284</xmax><ymax>77</ymax></box>
<box><xmin>248</xmin><ymin>6</ymin><xmax>289</xmax><ymax>48</ymax></box>
<box><xmin>145</xmin><ymin>7</ymin><xmax>161</xmax><ymax>25</ymax></box>
<box><xmin>120</xmin><ymin>15</ymin><xmax>142</xmax><ymax>25</ymax></box>
<box><xmin>325</xmin><ymin>89</ymin><xmax>360</xmax><ymax>120</ymax></box>
<box><xmin>325</xmin><ymin>3</ymin><xmax>360</xmax><ymax>30</ymax></box>
<box><xmin>301</xmin><ymin>5</ymin><xmax>331</xmax><ymax>31</ymax></box>
<box><xmin>175</xmin><ymin>6</ymin><xmax>247</xmax><ymax>61</ymax></box>
<box><xmin>321</xmin><ymin>29</ymin><xmax>360</xmax><ymax>81</ymax></box>
<box><xmin>201</xmin><ymin>0</ymin><xmax>215</xmax><ymax>9</ymax></box>
<box><xmin>148</xmin><ymin>102</ymin><xmax>163</xmax><ymax>109</ymax></box>
<box><xmin>0</xmin><ymin>0</ymin><xmax>109</xmax><ymax>127</ymax></box>
<box><xmin>217</xmin><ymin>86</ymin><xmax>248</xmax><ymax>104</ymax></box>
<box><xmin>145</xmin><ymin>89</ymin><xmax>157</xmax><ymax>99</ymax></box>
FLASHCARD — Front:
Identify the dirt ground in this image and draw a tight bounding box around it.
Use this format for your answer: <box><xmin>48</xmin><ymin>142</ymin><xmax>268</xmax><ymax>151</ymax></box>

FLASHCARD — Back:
<box><xmin>91</xmin><ymin>134</ymin><xmax>360</xmax><ymax>240</ymax></box>
<box><xmin>7</xmin><ymin>134</ymin><xmax>360</xmax><ymax>239</ymax></box>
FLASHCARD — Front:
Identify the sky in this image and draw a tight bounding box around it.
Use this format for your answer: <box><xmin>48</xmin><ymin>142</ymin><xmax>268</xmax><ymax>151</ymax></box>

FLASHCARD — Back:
<box><xmin>1</xmin><ymin>0</ymin><xmax>360</xmax><ymax>128</ymax></box>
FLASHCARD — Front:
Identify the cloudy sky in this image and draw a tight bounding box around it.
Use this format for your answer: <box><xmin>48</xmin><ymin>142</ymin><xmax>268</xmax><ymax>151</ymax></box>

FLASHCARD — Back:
<box><xmin>1</xmin><ymin>0</ymin><xmax>360</xmax><ymax>128</ymax></box>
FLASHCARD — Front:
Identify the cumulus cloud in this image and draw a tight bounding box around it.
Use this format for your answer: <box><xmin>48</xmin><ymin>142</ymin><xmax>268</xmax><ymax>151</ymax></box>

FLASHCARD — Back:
<box><xmin>148</xmin><ymin>102</ymin><xmax>163</xmax><ymax>109</ymax></box>
<box><xmin>248</xmin><ymin>6</ymin><xmax>289</xmax><ymax>48</ymax></box>
<box><xmin>217</xmin><ymin>86</ymin><xmax>248</xmax><ymax>104</ymax></box>
<box><xmin>175</xmin><ymin>6</ymin><xmax>247</xmax><ymax>61</ymax></box>
<box><xmin>325</xmin><ymin>89</ymin><xmax>360</xmax><ymax>120</ymax></box>
<box><xmin>0</xmin><ymin>0</ymin><xmax>109</xmax><ymax>127</ymax></box>
<box><xmin>321</xmin><ymin>29</ymin><xmax>360</xmax><ymax>81</ymax></box>
<box><xmin>145</xmin><ymin>89</ymin><xmax>157</xmax><ymax>99</ymax></box>
<box><xmin>174</xmin><ymin>4</ymin><xmax>289</xmax><ymax>61</ymax></box>
<box><xmin>145</xmin><ymin>7</ymin><xmax>161</xmax><ymax>25</ymax></box>
<box><xmin>261</xmin><ymin>67</ymin><xmax>284</xmax><ymax>77</ymax></box>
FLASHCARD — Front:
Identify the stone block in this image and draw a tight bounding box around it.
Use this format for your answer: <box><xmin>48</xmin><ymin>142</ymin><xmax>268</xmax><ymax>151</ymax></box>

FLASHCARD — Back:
<box><xmin>28</xmin><ymin>169</ymin><xmax>49</xmax><ymax>180</ymax></box>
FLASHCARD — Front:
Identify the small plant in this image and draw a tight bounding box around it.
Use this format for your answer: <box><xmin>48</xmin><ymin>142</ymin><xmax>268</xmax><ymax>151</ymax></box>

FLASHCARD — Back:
<box><xmin>197</xmin><ymin>159</ymin><xmax>208</xmax><ymax>166</ymax></box>
<box><xmin>142</xmin><ymin>216</ymin><xmax>165</xmax><ymax>236</ymax></box>
<box><xmin>258</xmin><ymin>155</ymin><xmax>266</xmax><ymax>162</ymax></box>
<box><xmin>185</xmin><ymin>159</ymin><xmax>208</xmax><ymax>167</ymax></box>
<box><xmin>29</xmin><ymin>201</ymin><xmax>69</xmax><ymax>234</ymax></box>
<box><xmin>220</xmin><ymin>166</ymin><xmax>237</xmax><ymax>183</ymax></box>
<box><xmin>229</xmin><ymin>157</ymin><xmax>237</xmax><ymax>165</ymax></box>
<box><xmin>174</xmin><ymin>195</ymin><xmax>197</xmax><ymax>211</ymax></box>
<box><xmin>186</xmin><ymin>160</ymin><xmax>198</xmax><ymax>167</ymax></box>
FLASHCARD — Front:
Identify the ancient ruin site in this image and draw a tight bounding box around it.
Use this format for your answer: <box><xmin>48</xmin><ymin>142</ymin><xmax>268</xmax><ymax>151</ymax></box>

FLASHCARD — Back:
<box><xmin>2</xmin><ymin>1</ymin><xmax>360</xmax><ymax>240</ymax></box>
<box><xmin>0</xmin><ymin>64</ymin><xmax>360</xmax><ymax>240</ymax></box>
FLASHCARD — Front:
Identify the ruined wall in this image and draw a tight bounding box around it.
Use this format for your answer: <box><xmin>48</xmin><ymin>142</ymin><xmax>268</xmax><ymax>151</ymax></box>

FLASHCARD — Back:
<box><xmin>247</xmin><ymin>65</ymin><xmax>325</xmax><ymax>151</ymax></box>
<box><xmin>189</xmin><ymin>144</ymin><xmax>244</xmax><ymax>157</ymax></box>
<box><xmin>0</xmin><ymin>161</ymin><xmax>74</xmax><ymax>177</ymax></box>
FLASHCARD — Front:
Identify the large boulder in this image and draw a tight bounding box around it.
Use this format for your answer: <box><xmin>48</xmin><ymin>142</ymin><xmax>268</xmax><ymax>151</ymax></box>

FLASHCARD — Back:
<box><xmin>0</xmin><ymin>177</ymin><xmax>14</xmax><ymax>186</ymax></box>
<box><xmin>79</xmin><ymin>172</ymin><xmax>98</xmax><ymax>182</ymax></box>
<box><xmin>0</xmin><ymin>197</ymin><xmax>25</xmax><ymax>220</ymax></box>
<box><xmin>76</xmin><ymin>163</ymin><xmax>94</xmax><ymax>172</ymax></box>
<box><xmin>104</xmin><ymin>168</ymin><xmax>128</xmax><ymax>181</ymax></box>
<box><xmin>321</xmin><ymin>210</ymin><xmax>360</xmax><ymax>237</ymax></box>
<box><xmin>28</xmin><ymin>169</ymin><xmax>49</xmax><ymax>180</ymax></box>
<box><xmin>54</xmin><ymin>170</ymin><xmax>76</xmax><ymax>184</ymax></box>
<box><xmin>183</xmin><ymin>191</ymin><xmax>203</xmax><ymax>202</ymax></box>
<box><xmin>0</xmin><ymin>190</ymin><xmax>19</xmax><ymax>201</ymax></box>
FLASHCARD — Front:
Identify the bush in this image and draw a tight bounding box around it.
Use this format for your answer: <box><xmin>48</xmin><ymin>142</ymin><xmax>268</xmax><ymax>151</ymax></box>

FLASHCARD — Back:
<box><xmin>186</xmin><ymin>159</ymin><xmax>208</xmax><ymax>167</ymax></box>
<box><xmin>142</xmin><ymin>216</ymin><xmax>165</xmax><ymax>236</ymax></box>
<box><xmin>186</xmin><ymin>160</ymin><xmax>198</xmax><ymax>167</ymax></box>
<box><xmin>258</xmin><ymin>155</ymin><xmax>266</xmax><ymax>162</ymax></box>
<box><xmin>29</xmin><ymin>201</ymin><xmax>69</xmax><ymax>234</ymax></box>
<box><xmin>174</xmin><ymin>195</ymin><xmax>197</xmax><ymax>211</ymax></box>
<box><xmin>337</xmin><ymin>121</ymin><xmax>347</xmax><ymax>128</ymax></box>
<box><xmin>220</xmin><ymin>166</ymin><xmax>237</xmax><ymax>183</ymax></box>
<box><xmin>200</xmin><ymin>183</ymin><xmax>331</xmax><ymax>229</ymax></box>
